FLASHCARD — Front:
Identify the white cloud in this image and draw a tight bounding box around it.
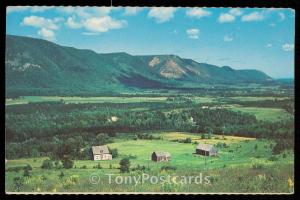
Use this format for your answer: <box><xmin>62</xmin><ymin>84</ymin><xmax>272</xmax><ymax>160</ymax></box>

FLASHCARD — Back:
<box><xmin>21</xmin><ymin>16</ymin><xmax>63</xmax><ymax>41</ymax></box>
<box><xmin>124</xmin><ymin>7</ymin><xmax>143</xmax><ymax>16</ymax></box>
<box><xmin>57</xmin><ymin>7</ymin><xmax>117</xmax><ymax>19</ymax></box>
<box><xmin>186</xmin><ymin>8</ymin><xmax>211</xmax><ymax>19</ymax></box>
<box><xmin>83</xmin><ymin>16</ymin><xmax>127</xmax><ymax>33</ymax></box>
<box><xmin>218</xmin><ymin>13</ymin><xmax>235</xmax><ymax>23</ymax></box>
<box><xmin>186</xmin><ymin>28</ymin><xmax>199</xmax><ymax>39</ymax></box>
<box><xmin>66</xmin><ymin>16</ymin><xmax>82</xmax><ymax>29</ymax></box>
<box><xmin>22</xmin><ymin>16</ymin><xmax>60</xmax><ymax>30</ymax></box>
<box><xmin>266</xmin><ymin>43</ymin><xmax>272</xmax><ymax>48</ymax></box>
<box><xmin>278</xmin><ymin>12</ymin><xmax>286</xmax><ymax>21</ymax></box>
<box><xmin>82</xmin><ymin>32</ymin><xmax>99</xmax><ymax>36</ymax></box>
<box><xmin>37</xmin><ymin>28</ymin><xmax>55</xmax><ymax>41</ymax></box>
<box><xmin>229</xmin><ymin>8</ymin><xmax>243</xmax><ymax>16</ymax></box>
<box><xmin>59</xmin><ymin>7</ymin><xmax>127</xmax><ymax>34</ymax></box>
<box><xmin>282</xmin><ymin>43</ymin><xmax>294</xmax><ymax>51</ymax></box>
<box><xmin>241</xmin><ymin>11</ymin><xmax>264</xmax><ymax>22</ymax></box>
<box><xmin>223</xmin><ymin>35</ymin><xmax>233</xmax><ymax>42</ymax></box>
<box><xmin>148</xmin><ymin>7</ymin><xmax>176</xmax><ymax>23</ymax></box>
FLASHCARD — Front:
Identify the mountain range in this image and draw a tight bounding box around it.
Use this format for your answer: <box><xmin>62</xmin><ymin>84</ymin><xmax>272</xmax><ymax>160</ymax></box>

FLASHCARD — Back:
<box><xmin>5</xmin><ymin>35</ymin><xmax>273</xmax><ymax>96</ymax></box>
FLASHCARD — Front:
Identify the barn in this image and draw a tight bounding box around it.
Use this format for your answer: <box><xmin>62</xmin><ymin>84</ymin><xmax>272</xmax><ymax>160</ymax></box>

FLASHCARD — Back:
<box><xmin>151</xmin><ymin>151</ymin><xmax>171</xmax><ymax>162</ymax></box>
<box><xmin>196</xmin><ymin>144</ymin><xmax>218</xmax><ymax>156</ymax></box>
<box><xmin>91</xmin><ymin>145</ymin><xmax>112</xmax><ymax>161</ymax></box>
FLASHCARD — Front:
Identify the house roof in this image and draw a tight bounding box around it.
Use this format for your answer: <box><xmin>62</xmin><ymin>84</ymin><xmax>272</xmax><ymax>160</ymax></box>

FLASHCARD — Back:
<box><xmin>196</xmin><ymin>143</ymin><xmax>216</xmax><ymax>151</ymax></box>
<box><xmin>153</xmin><ymin>151</ymin><xmax>171</xmax><ymax>157</ymax></box>
<box><xmin>91</xmin><ymin>145</ymin><xmax>110</xmax><ymax>155</ymax></box>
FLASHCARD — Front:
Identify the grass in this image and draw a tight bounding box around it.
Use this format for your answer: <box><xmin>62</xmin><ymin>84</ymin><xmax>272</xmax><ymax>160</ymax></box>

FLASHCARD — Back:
<box><xmin>5</xmin><ymin>132</ymin><xmax>294</xmax><ymax>193</ymax></box>
<box><xmin>5</xmin><ymin>96</ymin><xmax>169</xmax><ymax>105</ymax></box>
<box><xmin>229</xmin><ymin>107</ymin><xmax>292</xmax><ymax>121</ymax></box>
<box><xmin>5</xmin><ymin>96</ymin><xmax>220</xmax><ymax>105</ymax></box>
<box><xmin>229</xmin><ymin>96</ymin><xmax>290</xmax><ymax>102</ymax></box>
<box><xmin>152</xmin><ymin>132</ymin><xmax>255</xmax><ymax>145</ymax></box>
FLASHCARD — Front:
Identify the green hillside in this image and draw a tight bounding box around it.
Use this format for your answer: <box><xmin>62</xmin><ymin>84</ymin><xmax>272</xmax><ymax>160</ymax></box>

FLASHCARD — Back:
<box><xmin>6</xmin><ymin>35</ymin><xmax>273</xmax><ymax>96</ymax></box>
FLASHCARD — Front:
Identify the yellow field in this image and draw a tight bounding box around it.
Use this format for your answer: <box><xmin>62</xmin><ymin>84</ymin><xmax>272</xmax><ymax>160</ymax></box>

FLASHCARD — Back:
<box><xmin>153</xmin><ymin>132</ymin><xmax>255</xmax><ymax>145</ymax></box>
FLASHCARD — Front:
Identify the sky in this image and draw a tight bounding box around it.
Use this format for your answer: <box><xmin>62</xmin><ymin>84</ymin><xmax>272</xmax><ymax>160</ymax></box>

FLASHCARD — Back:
<box><xmin>6</xmin><ymin>6</ymin><xmax>295</xmax><ymax>78</ymax></box>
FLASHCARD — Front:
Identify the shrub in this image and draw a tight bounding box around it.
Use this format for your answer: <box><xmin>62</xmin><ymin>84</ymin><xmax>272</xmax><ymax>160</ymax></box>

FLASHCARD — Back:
<box><xmin>40</xmin><ymin>175</ymin><xmax>47</xmax><ymax>181</ymax></box>
<box><xmin>41</xmin><ymin>159</ymin><xmax>54</xmax><ymax>169</ymax></box>
<box><xmin>24</xmin><ymin>164</ymin><xmax>32</xmax><ymax>171</ymax></box>
<box><xmin>96</xmin><ymin>163</ymin><xmax>102</xmax><ymax>169</ymax></box>
<box><xmin>132</xmin><ymin>164</ymin><xmax>146</xmax><ymax>172</ymax></box>
<box><xmin>81</xmin><ymin>165</ymin><xmax>87</xmax><ymax>169</ymax></box>
<box><xmin>268</xmin><ymin>155</ymin><xmax>279</xmax><ymax>161</ymax></box>
<box><xmin>119</xmin><ymin>158</ymin><xmax>130</xmax><ymax>173</ymax></box>
<box><xmin>6</xmin><ymin>166</ymin><xmax>27</xmax><ymax>172</ymax></box>
<box><xmin>62</xmin><ymin>157</ymin><xmax>74</xmax><ymax>169</ymax></box>
<box><xmin>13</xmin><ymin>177</ymin><xmax>24</xmax><ymax>192</ymax></box>
<box><xmin>215</xmin><ymin>142</ymin><xmax>227</xmax><ymax>148</ymax></box>
<box><xmin>252</xmin><ymin>163</ymin><xmax>264</xmax><ymax>169</ymax></box>
<box><xmin>161</xmin><ymin>165</ymin><xmax>177</xmax><ymax>171</ymax></box>
<box><xmin>59</xmin><ymin>171</ymin><xmax>65</xmax><ymax>179</ymax></box>
<box><xmin>54</xmin><ymin>161</ymin><xmax>63</xmax><ymax>169</ymax></box>
<box><xmin>63</xmin><ymin>175</ymin><xmax>79</xmax><ymax>188</ymax></box>
<box><xmin>283</xmin><ymin>153</ymin><xmax>287</xmax><ymax>158</ymax></box>
<box><xmin>184</xmin><ymin>138</ymin><xmax>192</xmax><ymax>143</ymax></box>
<box><xmin>23</xmin><ymin>168</ymin><xmax>30</xmax><ymax>177</ymax></box>
<box><xmin>110</xmin><ymin>148</ymin><xmax>118</xmax><ymax>158</ymax></box>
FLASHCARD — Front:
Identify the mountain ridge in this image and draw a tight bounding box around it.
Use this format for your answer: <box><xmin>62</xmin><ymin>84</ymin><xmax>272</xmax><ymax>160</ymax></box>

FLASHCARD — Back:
<box><xmin>5</xmin><ymin>35</ymin><xmax>274</xmax><ymax>96</ymax></box>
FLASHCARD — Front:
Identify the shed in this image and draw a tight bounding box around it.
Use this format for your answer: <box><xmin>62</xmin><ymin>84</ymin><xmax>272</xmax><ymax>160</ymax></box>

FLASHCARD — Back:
<box><xmin>196</xmin><ymin>144</ymin><xmax>218</xmax><ymax>156</ymax></box>
<box><xmin>91</xmin><ymin>145</ymin><xmax>112</xmax><ymax>160</ymax></box>
<box><xmin>151</xmin><ymin>151</ymin><xmax>171</xmax><ymax>162</ymax></box>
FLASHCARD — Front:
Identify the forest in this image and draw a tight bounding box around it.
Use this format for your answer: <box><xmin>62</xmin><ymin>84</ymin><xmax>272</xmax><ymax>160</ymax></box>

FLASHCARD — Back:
<box><xmin>5</xmin><ymin>95</ymin><xmax>294</xmax><ymax>159</ymax></box>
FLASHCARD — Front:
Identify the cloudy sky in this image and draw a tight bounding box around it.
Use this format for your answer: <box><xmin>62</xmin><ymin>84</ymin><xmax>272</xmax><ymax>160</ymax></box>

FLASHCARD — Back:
<box><xmin>6</xmin><ymin>6</ymin><xmax>295</xmax><ymax>78</ymax></box>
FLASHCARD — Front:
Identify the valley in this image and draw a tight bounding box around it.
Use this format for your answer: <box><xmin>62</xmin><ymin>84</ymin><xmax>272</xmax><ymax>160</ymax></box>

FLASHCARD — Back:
<box><xmin>5</xmin><ymin>35</ymin><xmax>294</xmax><ymax>193</ymax></box>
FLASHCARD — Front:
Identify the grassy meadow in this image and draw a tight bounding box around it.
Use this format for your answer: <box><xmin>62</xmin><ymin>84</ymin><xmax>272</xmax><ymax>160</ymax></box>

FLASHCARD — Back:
<box><xmin>5</xmin><ymin>132</ymin><xmax>294</xmax><ymax>193</ymax></box>
<box><xmin>5</xmin><ymin>94</ymin><xmax>294</xmax><ymax>193</ymax></box>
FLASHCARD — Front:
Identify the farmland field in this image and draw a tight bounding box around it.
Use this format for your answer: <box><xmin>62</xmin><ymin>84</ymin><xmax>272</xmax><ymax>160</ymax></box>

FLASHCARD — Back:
<box><xmin>5</xmin><ymin>132</ymin><xmax>294</xmax><ymax>193</ymax></box>
<box><xmin>5</xmin><ymin>93</ymin><xmax>294</xmax><ymax>193</ymax></box>
<box><xmin>229</xmin><ymin>107</ymin><xmax>292</xmax><ymax>121</ymax></box>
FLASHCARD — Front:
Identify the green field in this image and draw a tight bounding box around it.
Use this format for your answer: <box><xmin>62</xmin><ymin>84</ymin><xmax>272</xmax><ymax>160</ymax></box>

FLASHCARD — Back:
<box><xmin>229</xmin><ymin>107</ymin><xmax>292</xmax><ymax>121</ymax></box>
<box><xmin>5</xmin><ymin>96</ymin><xmax>168</xmax><ymax>105</ymax></box>
<box><xmin>5</xmin><ymin>132</ymin><xmax>294</xmax><ymax>193</ymax></box>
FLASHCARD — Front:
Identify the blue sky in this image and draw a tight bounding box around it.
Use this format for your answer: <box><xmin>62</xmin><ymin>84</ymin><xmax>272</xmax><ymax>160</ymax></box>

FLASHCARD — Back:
<box><xmin>6</xmin><ymin>6</ymin><xmax>295</xmax><ymax>78</ymax></box>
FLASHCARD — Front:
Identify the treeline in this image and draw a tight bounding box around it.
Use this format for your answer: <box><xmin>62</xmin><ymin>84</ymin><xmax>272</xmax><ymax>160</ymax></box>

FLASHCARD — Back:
<box><xmin>218</xmin><ymin>98</ymin><xmax>294</xmax><ymax>114</ymax></box>
<box><xmin>6</xmin><ymin>83</ymin><xmax>293</xmax><ymax>99</ymax></box>
<box><xmin>5</xmin><ymin>101</ymin><xmax>294</xmax><ymax>159</ymax></box>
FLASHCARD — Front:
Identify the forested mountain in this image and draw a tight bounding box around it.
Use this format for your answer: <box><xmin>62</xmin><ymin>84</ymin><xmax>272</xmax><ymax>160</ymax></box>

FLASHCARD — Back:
<box><xmin>6</xmin><ymin>35</ymin><xmax>273</xmax><ymax>96</ymax></box>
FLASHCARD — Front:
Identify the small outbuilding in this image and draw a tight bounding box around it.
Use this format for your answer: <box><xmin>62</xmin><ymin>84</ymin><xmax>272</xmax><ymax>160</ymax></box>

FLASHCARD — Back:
<box><xmin>91</xmin><ymin>145</ymin><xmax>112</xmax><ymax>161</ymax></box>
<box><xmin>151</xmin><ymin>151</ymin><xmax>171</xmax><ymax>162</ymax></box>
<box><xmin>196</xmin><ymin>144</ymin><xmax>218</xmax><ymax>156</ymax></box>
